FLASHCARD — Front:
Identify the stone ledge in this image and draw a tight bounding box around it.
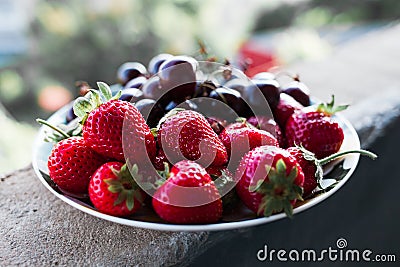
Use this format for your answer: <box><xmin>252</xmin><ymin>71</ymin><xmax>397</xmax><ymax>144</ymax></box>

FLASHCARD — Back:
<box><xmin>0</xmin><ymin>166</ymin><xmax>208</xmax><ymax>266</ymax></box>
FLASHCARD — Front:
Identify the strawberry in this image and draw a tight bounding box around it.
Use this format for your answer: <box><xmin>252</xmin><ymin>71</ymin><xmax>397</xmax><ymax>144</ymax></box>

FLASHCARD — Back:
<box><xmin>152</xmin><ymin>148</ymin><xmax>171</xmax><ymax>171</ymax></box>
<box><xmin>273</xmin><ymin>93</ymin><xmax>303</xmax><ymax>129</ymax></box>
<box><xmin>285</xmin><ymin>96</ymin><xmax>347</xmax><ymax>159</ymax></box>
<box><xmin>48</xmin><ymin>136</ymin><xmax>106</xmax><ymax>196</ymax></box>
<box><xmin>152</xmin><ymin>160</ymin><xmax>223</xmax><ymax>224</ymax></box>
<box><xmin>287</xmin><ymin>146</ymin><xmax>378</xmax><ymax>197</ymax></box>
<box><xmin>157</xmin><ymin>109</ymin><xmax>228</xmax><ymax>167</ymax></box>
<box><xmin>89</xmin><ymin>162</ymin><xmax>146</xmax><ymax>217</ymax></box>
<box><xmin>235</xmin><ymin>146</ymin><xmax>304</xmax><ymax>217</ymax></box>
<box><xmin>219</xmin><ymin>127</ymin><xmax>279</xmax><ymax>156</ymax></box>
<box><xmin>73</xmin><ymin>82</ymin><xmax>156</xmax><ymax>163</ymax></box>
<box><xmin>247</xmin><ymin>116</ymin><xmax>285</xmax><ymax>148</ymax></box>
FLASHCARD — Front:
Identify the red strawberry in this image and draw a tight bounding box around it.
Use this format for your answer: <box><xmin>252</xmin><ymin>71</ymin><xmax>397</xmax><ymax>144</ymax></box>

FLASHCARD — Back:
<box><xmin>48</xmin><ymin>136</ymin><xmax>106</xmax><ymax>196</ymax></box>
<box><xmin>273</xmin><ymin>93</ymin><xmax>303</xmax><ymax>129</ymax></box>
<box><xmin>236</xmin><ymin>146</ymin><xmax>304</xmax><ymax>217</ymax></box>
<box><xmin>285</xmin><ymin>96</ymin><xmax>347</xmax><ymax>159</ymax></box>
<box><xmin>89</xmin><ymin>162</ymin><xmax>146</xmax><ymax>217</ymax></box>
<box><xmin>220</xmin><ymin>127</ymin><xmax>279</xmax><ymax>156</ymax></box>
<box><xmin>286</xmin><ymin>147</ymin><xmax>318</xmax><ymax>196</ymax></box>
<box><xmin>157</xmin><ymin>110</ymin><xmax>228</xmax><ymax>167</ymax></box>
<box><xmin>287</xmin><ymin>146</ymin><xmax>378</xmax><ymax>197</ymax></box>
<box><xmin>247</xmin><ymin>116</ymin><xmax>285</xmax><ymax>147</ymax></box>
<box><xmin>74</xmin><ymin>82</ymin><xmax>156</xmax><ymax>163</ymax></box>
<box><xmin>152</xmin><ymin>160</ymin><xmax>223</xmax><ymax>224</ymax></box>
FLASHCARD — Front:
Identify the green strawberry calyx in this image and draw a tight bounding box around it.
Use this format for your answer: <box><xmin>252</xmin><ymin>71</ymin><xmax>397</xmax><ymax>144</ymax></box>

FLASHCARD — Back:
<box><xmin>251</xmin><ymin>159</ymin><xmax>304</xmax><ymax>218</ymax></box>
<box><xmin>36</xmin><ymin>118</ymin><xmax>82</xmax><ymax>143</ymax></box>
<box><xmin>296</xmin><ymin>145</ymin><xmax>378</xmax><ymax>188</ymax></box>
<box><xmin>235</xmin><ymin>117</ymin><xmax>258</xmax><ymax>129</ymax></box>
<box><xmin>105</xmin><ymin>163</ymin><xmax>144</xmax><ymax>211</ymax></box>
<box><xmin>73</xmin><ymin>82</ymin><xmax>122</xmax><ymax>124</ymax></box>
<box><xmin>316</xmin><ymin>95</ymin><xmax>349</xmax><ymax>116</ymax></box>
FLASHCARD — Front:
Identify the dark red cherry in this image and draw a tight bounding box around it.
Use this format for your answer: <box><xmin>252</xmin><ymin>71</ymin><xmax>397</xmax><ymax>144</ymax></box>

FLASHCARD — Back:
<box><xmin>194</xmin><ymin>80</ymin><xmax>217</xmax><ymax>97</ymax></box>
<box><xmin>119</xmin><ymin>88</ymin><xmax>144</xmax><ymax>103</ymax></box>
<box><xmin>209</xmin><ymin>87</ymin><xmax>252</xmax><ymax>118</ymax></box>
<box><xmin>206</xmin><ymin>117</ymin><xmax>227</xmax><ymax>135</ymax></box>
<box><xmin>142</xmin><ymin>76</ymin><xmax>164</xmax><ymax>100</ymax></box>
<box><xmin>244</xmin><ymin>79</ymin><xmax>280</xmax><ymax>109</ymax></box>
<box><xmin>224</xmin><ymin>78</ymin><xmax>249</xmax><ymax>94</ymax></box>
<box><xmin>148</xmin><ymin>53</ymin><xmax>173</xmax><ymax>75</ymax></box>
<box><xmin>252</xmin><ymin>72</ymin><xmax>275</xmax><ymax>81</ymax></box>
<box><xmin>134</xmin><ymin>99</ymin><xmax>165</xmax><ymax>128</ymax></box>
<box><xmin>165</xmin><ymin>100</ymin><xmax>198</xmax><ymax>112</ymax></box>
<box><xmin>158</xmin><ymin>56</ymin><xmax>197</xmax><ymax>101</ymax></box>
<box><xmin>117</xmin><ymin>62</ymin><xmax>147</xmax><ymax>86</ymax></box>
<box><xmin>282</xmin><ymin>81</ymin><xmax>311</xmax><ymax>106</ymax></box>
<box><xmin>124</xmin><ymin>76</ymin><xmax>147</xmax><ymax>90</ymax></box>
<box><xmin>66</xmin><ymin>106</ymin><xmax>76</xmax><ymax>123</ymax></box>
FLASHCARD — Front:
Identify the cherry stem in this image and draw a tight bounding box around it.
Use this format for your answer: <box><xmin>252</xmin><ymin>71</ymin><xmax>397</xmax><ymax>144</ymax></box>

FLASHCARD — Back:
<box><xmin>36</xmin><ymin>118</ymin><xmax>70</xmax><ymax>139</ymax></box>
<box><xmin>274</xmin><ymin>70</ymin><xmax>300</xmax><ymax>81</ymax></box>
<box><xmin>318</xmin><ymin>149</ymin><xmax>377</xmax><ymax>166</ymax></box>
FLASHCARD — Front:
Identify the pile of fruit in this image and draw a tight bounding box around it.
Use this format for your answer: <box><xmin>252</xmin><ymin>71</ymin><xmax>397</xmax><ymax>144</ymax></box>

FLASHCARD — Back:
<box><xmin>38</xmin><ymin>53</ymin><xmax>376</xmax><ymax>224</ymax></box>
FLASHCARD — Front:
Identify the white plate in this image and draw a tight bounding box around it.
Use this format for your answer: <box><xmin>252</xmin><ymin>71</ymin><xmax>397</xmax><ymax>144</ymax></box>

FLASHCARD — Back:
<box><xmin>32</xmin><ymin>102</ymin><xmax>360</xmax><ymax>232</ymax></box>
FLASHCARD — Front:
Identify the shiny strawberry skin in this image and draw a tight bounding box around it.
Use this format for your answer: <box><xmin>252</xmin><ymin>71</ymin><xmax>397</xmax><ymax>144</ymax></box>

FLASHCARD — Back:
<box><xmin>287</xmin><ymin>147</ymin><xmax>317</xmax><ymax>196</ymax></box>
<box><xmin>219</xmin><ymin>127</ymin><xmax>279</xmax><ymax>156</ymax></box>
<box><xmin>152</xmin><ymin>160</ymin><xmax>223</xmax><ymax>224</ymax></box>
<box><xmin>48</xmin><ymin>136</ymin><xmax>106</xmax><ymax>196</ymax></box>
<box><xmin>247</xmin><ymin>116</ymin><xmax>286</xmax><ymax>148</ymax></box>
<box><xmin>285</xmin><ymin>111</ymin><xmax>344</xmax><ymax>159</ymax></box>
<box><xmin>158</xmin><ymin>110</ymin><xmax>228</xmax><ymax>167</ymax></box>
<box><xmin>89</xmin><ymin>162</ymin><xmax>145</xmax><ymax>217</ymax></box>
<box><xmin>236</xmin><ymin>146</ymin><xmax>304</xmax><ymax>216</ymax></box>
<box><xmin>83</xmin><ymin>100</ymin><xmax>156</xmax><ymax>162</ymax></box>
<box><xmin>273</xmin><ymin>93</ymin><xmax>303</xmax><ymax>129</ymax></box>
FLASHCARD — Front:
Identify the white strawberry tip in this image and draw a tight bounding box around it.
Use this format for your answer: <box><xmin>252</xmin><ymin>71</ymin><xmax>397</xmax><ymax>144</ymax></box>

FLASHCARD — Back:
<box><xmin>252</xmin><ymin>159</ymin><xmax>303</xmax><ymax>218</ymax></box>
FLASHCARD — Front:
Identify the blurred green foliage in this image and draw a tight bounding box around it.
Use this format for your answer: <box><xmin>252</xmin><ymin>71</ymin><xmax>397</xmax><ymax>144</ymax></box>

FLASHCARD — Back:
<box><xmin>1</xmin><ymin>0</ymin><xmax>204</xmax><ymax>122</ymax></box>
<box><xmin>254</xmin><ymin>0</ymin><xmax>400</xmax><ymax>31</ymax></box>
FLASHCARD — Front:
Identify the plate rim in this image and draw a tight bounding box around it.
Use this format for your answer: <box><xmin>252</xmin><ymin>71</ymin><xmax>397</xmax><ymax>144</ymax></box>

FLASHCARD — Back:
<box><xmin>32</xmin><ymin>103</ymin><xmax>360</xmax><ymax>232</ymax></box>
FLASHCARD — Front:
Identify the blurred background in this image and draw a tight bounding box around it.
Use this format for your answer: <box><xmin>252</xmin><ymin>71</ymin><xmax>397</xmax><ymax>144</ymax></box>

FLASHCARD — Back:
<box><xmin>0</xmin><ymin>0</ymin><xmax>399</xmax><ymax>174</ymax></box>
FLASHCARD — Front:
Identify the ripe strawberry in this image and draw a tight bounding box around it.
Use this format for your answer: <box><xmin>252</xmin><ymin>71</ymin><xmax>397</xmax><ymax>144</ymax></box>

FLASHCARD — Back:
<box><xmin>287</xmin><ymin>146</ymin><xmax>378</xmax><ymax>197</ymax></box>
<box><xmin>74</xmin><ymin>82</ymin><xmax>156</xmax><ymax>163</ymax></box>
<box><xmin>273</xmin><ymin>93</ymin><xmax>303</xmax><ymax>129</ymax></box>
<box><xmin>89</xmin><ymin>162</ymin><xmax>146</xmax><ymax>217</ymax></box>
<box><xmin>236</xmin><ymin>146</ymin><xmax>304</xmax><ymax>217</ymax></box>
<box><xmin>157</xmin><ymin>109</ymin><xmax>228</xmax><ymax>167</ymax></box>
<box><xmin>219</xmin><ymin>127</ymin><xmax>279</xmax><ymax>156</ymax></box>
<box><xmin>152</xmin><ymin>160</ymin><xmax>223</xmax><ymax>224</ymax></box>
<box><xmin>285</xmin><ymin>96</ymin><xmax>347</xmax><ymax>159</ymax></box>
<box><xmin>286</xmin><ymin>147</ymin><xmax>318</xmax><ymax>196</ymax></box>
<box><xmin>48</xmin><ymin>136</ymin><xmax>106</xmax><ymax>196</ymax></box>
<box><xmin>247</xmin><ymin>116</ymin><xmax>285</xmax><ymax>147</ymax></box>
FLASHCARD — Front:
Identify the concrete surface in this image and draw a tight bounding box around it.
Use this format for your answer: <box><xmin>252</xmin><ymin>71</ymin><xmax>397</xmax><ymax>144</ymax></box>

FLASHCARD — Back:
<box><xmin>0</xmin><ymin>167</ymin><xmax>208</xmax><ymax>266</ymax></box>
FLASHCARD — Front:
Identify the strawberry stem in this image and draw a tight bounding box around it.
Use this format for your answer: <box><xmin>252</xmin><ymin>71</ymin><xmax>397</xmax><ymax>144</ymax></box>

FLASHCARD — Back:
<box><xmin>36</xmin><ymin>118</ymin><xmax>70</xmax><ymax>139</ymax></box>
<box><xmin>318</xmin><ymin>149</ymin><xmax>377</xmax><ymax>166</ymax></box>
